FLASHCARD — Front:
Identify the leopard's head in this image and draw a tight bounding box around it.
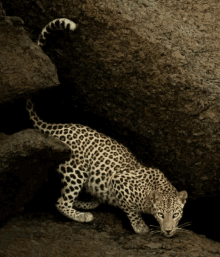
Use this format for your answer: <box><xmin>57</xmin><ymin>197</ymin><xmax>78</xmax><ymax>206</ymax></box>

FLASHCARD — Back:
<box><xmin>150</xmin><ymin>190</ymin><xmax>188</xmax><ymax>237</ymax></box>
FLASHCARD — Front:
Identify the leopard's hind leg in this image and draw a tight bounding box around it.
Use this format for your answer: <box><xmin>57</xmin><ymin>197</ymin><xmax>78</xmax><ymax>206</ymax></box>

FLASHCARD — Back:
<box><xmin>56</xmin><ymin>160</ymin><xmax>93</xmax><ymax>222</ymax></box>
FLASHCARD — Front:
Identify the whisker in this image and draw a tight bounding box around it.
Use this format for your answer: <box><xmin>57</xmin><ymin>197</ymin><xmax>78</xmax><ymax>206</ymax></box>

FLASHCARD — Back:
<box><xmin>177</xmin><ymin>228</ymin><xmax>191</xmax><ymax>231</ymax></box>
<box><xmin>178</xmin><ymin>230</ymin><xmax>192</xmax><ymax>234</ymax></box>
<box><xmin>177</xmin><ymin>225</ymin><xmax>192</xmax><ymax>229</ymax></box>
<box><xmin>179</xmin><ymin>222</ymin><xmax>191</xmax><ymax>226</ymax></box>
<box><xmin>149</xmin><ymin>229</ymin><xmax>160</xmax><ymax>232</ymax></box>
<box><xmin>177</xmin><ymin>228</ymin><xmax>192</xmax><ymax>234</ymax></box>
<box><xmin>149</xmin><ymin>228</ymin><xmax>160</xmax><ymax>231</ymax></box>
<box><xmin>178</xmin><ymin>225</ymin><xmax>191</xmax><ymax>230</ymax></box>
<box><xmin>178</xmin><ymin>224</ymin><xmax>190</xmax><ymax>228</ymax></box>
<box><xmin>149</xmin><ymin>225</ymin><xmax>160</xmax><ymax>228</ymax></box>
<box><xmin>179</xmin><ymin>221</ymin><xmax>191</xmax><ymax>225</ymax></box>
<box><xmin>178</xmin><ymin>222</ymin><xmax>192</xmax><ymax>228</ymax></box>
<box><xmin>150</xmin><ymin>230</ymin><xmax>161</xmax><ymax>235</ymax></box>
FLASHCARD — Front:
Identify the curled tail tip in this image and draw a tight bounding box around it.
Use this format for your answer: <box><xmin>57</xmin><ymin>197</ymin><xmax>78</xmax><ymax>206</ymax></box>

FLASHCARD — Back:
<box><xmin>58</xmin><ymin>18</ymin><xmax>78</xmax><ymax>31</ymax></box>
<box><xmin>37</xmin><ymin>18</ymin><xmax>78</xmax><ymax>47</ymax></box>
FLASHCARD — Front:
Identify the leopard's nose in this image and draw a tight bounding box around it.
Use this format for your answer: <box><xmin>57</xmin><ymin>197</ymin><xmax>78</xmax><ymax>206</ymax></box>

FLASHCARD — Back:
<box><xmin>165</xmin><ymin>229</ymin><xmax>172</xmax><ymax>234</ymax></box>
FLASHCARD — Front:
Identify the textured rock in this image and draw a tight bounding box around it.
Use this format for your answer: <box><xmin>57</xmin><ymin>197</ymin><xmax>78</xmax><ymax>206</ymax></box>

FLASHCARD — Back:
<box><xmin>0</xmin><ymin>9</ymin><xmax>59</xmax><ymax>105</ymax></box>
<box><xmin>1</xmin><ymin>0</ymin><xmax>220</xmax><ymax>201</ymax></box>
<box><xmin>0</xmin><ymin>129</ymin><xmax>71</xmax><ymax>222</ymax></box>
<box><xmin>1</xmin><ymin>210</ymin><xmax>220</xmax><ymax>256</ymax></box>
<box><xmin>2</xmin><ymin>0</ymin><xmax>220</xmax><ymax>242</ymax></box>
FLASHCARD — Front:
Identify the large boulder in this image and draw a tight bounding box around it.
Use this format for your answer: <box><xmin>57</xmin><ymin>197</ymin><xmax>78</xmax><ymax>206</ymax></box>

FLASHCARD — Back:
<box><xmin>0</xmin><ymin>129</ymin><xmax>71</xmax><ymax>223</ymax></box>
<box><xmin>0</xmin><ymin>3</ymin><xmax>66</xmax><ymax>223</ymax></box>
<box><xmin>0</xmin><ymin>3</ymin><xmax>59</xmax><ymax>105</ymax></box>
<box><xmin>5</xmin><ymin>0</ymin><xmax>219</xmax><ymax>199</ymax></box>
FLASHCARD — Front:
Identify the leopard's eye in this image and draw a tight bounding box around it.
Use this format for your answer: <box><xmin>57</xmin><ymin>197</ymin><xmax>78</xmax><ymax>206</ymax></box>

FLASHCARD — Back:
<box><xmin>157</xmin><ymin>212</ymin><xmax>164</xmax><ymax>219</ymax></box>
<box><xmin>173</xmin><ymin>213</ymin><xmax>179</xmax><ymax>219</ymax></box>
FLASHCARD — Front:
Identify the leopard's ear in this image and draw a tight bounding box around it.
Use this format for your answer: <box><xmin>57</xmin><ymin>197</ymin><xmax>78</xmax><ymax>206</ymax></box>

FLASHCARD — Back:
<box><xmin>149</xmin><ymin>190</ymin><xmax>162</xmax><ymax>204</ymax></box>
<box><xmin>178</xmin><ymin>191</ymin><xmax>188</xmax><ymax>205</ymax></box>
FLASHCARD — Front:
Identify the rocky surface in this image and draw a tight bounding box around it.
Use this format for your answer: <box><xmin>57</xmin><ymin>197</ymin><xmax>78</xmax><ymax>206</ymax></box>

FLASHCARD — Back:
<box><xmin>0</xmin><ymin>129</ymin><xmax>71</xmax><ymax>223</ymax></box>
<box><xmin>0</xmin><ymin>207</ymin><xmax>219</xmax><ymax>257</ymax></box>
<box><xmin>0</xmin><ymin>2</ymin><xmax>66</xmax><ymax>224</ymax></box>
<box><xmin>1</xmin><ymin>0</ymin><xmax>220</xmax><ymax>247</ymax></box>
<box><xmin>0</xmin><ymin>3</ymin><xmax>59</xmax><ymax>105</ymax></box>
<box><xmin>2</xmin><ymin>0</ymin><xmax>220</xmax><ymax>199</ymax></box>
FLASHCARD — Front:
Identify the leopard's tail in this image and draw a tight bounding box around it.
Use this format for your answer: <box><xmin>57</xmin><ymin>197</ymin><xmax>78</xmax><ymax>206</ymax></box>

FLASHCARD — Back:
<box><xmin>26</xmin><ymin>99</ymin><xmax>53</xmax><ymax>134</ymax></box>
<box><xmin>26</xmin><ymin>99</ymin><xmax>71</xmax><ymax>138</ymax></box>
<box><xmin>37</xmin><ymin>18</ymin><xmax>77</xmax><ymax>47</ymax></box>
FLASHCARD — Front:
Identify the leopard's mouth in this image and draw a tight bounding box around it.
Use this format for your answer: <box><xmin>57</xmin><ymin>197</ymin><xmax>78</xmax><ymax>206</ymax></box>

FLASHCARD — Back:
<box><xmin>162</xmin><ymin>229</ymin><xmax>176</xmax><ymax>237</ymax></box>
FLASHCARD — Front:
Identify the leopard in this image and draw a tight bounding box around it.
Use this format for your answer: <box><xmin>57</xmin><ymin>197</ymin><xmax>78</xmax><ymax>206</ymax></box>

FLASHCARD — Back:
<box><xmin>27</xmin><ymin>18</ymin><xmax>188</xmax><ymax>237</ymax></box>
<box><xmin>26</xmin><ymin>101</ymin><xmax>187</xmax><ymax>238</ymax></box>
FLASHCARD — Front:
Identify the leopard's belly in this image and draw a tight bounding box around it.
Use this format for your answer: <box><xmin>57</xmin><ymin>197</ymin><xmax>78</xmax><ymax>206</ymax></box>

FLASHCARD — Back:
<box><xmin>84</xmin><ymin>168</ymin><xmax>119</xmax><ymax>206</ymax></box>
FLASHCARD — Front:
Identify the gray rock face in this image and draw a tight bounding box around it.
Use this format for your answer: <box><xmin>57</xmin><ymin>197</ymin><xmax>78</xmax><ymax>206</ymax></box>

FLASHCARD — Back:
<box><xmin>2</xmin><ymin>0</ymin><xmax>220</xmax><ymax>200</ymax></box>
<box><xmin>0</xmin><ymin>4</ymin><xmax>67</xmax><ymax>223</ymax></box>
<box><xmin>24</xmin><ymin>0</ymin><xmax>220</xmax><ymax>200</ymax></box>
<box><xmin>0</xmin><ymin>12</ymin><xmax>59</xmax><ymax>105</ymax></box>
<box><xmin>0</xmin><ymin>129</ymin><xmax>71</xmax><ymax>222</ymax></box>
<box><xmin>1</xmin><ymin>0</ymin><xmax>220</xmax><ymax>243</ymax></box>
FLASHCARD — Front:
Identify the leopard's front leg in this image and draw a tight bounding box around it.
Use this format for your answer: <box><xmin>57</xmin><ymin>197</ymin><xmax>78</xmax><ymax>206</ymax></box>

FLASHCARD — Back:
<box><xmin>124</xmin><ymin>209</ymin><xmax>149</xmax><ymax>234</ymax></box>
<box><xmin>111</xmin><ymin>171</ymin><xmax>150</xmax><ymax>234</ymax></box>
